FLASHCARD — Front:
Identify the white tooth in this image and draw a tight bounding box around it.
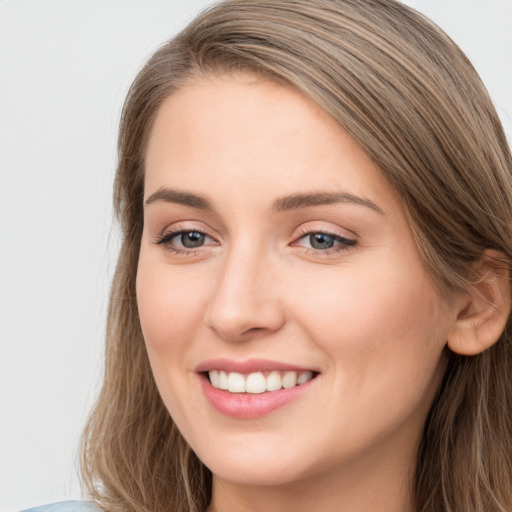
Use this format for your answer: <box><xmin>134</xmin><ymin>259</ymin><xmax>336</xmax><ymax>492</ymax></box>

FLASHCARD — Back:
<box><xmin>245</xmin><ymin>372</ymin><xmax>266</xmax><ymax>394</ymax></box>
<box><xmin>219</xmin><ymin>371</ymin><xmax>228</xmax><ymax>390</ymax></box>
<box><xmin>209</xmin><ymin>370</ymin><xmax>220</xmax><ymax>388</ymax></box>
<box><xmin>266</xmin><ymin>371</ymin><xmax>282</xmax><ymax>391</ymax></box>
<box><xmin>297</xmin><ymin>371</ymin><xmax>313</xmax><ymax>385</ymax></box>
<box><xmin>227</xmin><ymin>372</ymin><xmax>245</xmax><ymax>393</ymax></box>
<box><xmin>282</xmin><ymin>371</ymin><xmax>297</xmax><ymax>389</ymax></box>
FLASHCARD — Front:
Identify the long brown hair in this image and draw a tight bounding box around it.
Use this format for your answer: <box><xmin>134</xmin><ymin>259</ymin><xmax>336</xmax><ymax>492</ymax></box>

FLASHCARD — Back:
<box><xmin>81</xmin><ymin>1</ymin><xmax>512</xmax><ymax>511</ymax></box>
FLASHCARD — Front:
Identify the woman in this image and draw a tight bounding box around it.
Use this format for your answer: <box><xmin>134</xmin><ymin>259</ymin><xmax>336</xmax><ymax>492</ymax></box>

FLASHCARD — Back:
<box><xmin>26</xmin><ymin>0</ymin><xmax>512</xmax><ymax>511</ymax></box>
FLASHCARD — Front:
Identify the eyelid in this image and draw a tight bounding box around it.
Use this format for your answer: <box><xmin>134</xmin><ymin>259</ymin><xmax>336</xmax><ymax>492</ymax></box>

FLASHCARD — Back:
<box><xmin>293</xmin><ymin>231</ymin><xmax>356</xmax><ymax>247</ymax></box>
<box><xmin>155</xmin><ymin>228</ymin><xmax>215</xmax><ymax>245</ymax></box>
<box><xmin>152</xmin><ymin>221</ymin><xmax>358</xmax><ymax>257</ymax></box>
<box><xmin>153</xmin><ymin>222</ymin><xmax>219</xmax><ymax>254</ymax></box>
<box><xmin>291</xmin><ymin>224</ymin><xmax>358</xmax><ymax>254</ymax></box>
<box><xmin>293</xmin><ymin>222</ymin><xmax>357</xmax><ymax>242</ymax></box>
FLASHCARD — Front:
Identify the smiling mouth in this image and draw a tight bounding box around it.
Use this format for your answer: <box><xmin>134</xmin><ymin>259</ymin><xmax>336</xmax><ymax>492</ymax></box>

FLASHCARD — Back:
<box><xmin>206</xmin><ymin>370</ymin><xmax>318</xmax><ymax>394</ymax></box>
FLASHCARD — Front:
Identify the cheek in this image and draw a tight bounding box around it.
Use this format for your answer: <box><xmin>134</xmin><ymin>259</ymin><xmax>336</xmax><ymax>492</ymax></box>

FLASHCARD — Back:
<box><xmin>291</xmin><ymin>258</ymin><xmax>449</xmax><ymax>388</ymax></box>
<box><xmin>285</xmin><ymin>260</ymin><xmax>450</xmax><ymax>458</ymax></box>
<box><xmin>136</xmin><ymin>253</ymin><xmax>207</xmax><ymax>360</ymax></box>
<box><xmin>136</xmin><ymin>254</ymin><xmax>211</xmax><ymax>427</ymax></box>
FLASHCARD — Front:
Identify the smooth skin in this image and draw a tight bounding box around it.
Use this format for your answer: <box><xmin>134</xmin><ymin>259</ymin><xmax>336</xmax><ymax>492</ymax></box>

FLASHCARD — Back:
<box><xmin>137</xmin><ymin>74</ymin><xmax>510</xmax><ymax>512</ymax></box>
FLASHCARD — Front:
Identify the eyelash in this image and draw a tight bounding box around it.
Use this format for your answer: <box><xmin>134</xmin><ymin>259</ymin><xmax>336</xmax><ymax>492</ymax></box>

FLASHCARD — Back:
<box><xmin>154</xmin><ymin>227</ymin><xmax>357</xmax><ymax>257</ymax></box>
<box><xmin>293</xmin><ymin>228</ymin><xmax>357</xmax><ymax>255</ymax></box>
<box><xmin>154</xmin><ymin>228</ymin><xmax>216</xmax><ymax>257</ymax></box>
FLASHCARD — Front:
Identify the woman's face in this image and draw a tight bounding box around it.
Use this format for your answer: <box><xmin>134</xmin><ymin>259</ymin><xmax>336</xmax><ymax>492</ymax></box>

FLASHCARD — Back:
<box><xmin>137</xmin><ymin>74</ymin><xmax>457</xmax><ymax>487</ymax></box>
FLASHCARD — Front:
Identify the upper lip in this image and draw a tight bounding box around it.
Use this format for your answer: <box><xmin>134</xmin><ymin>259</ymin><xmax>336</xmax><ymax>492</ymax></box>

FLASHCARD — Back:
<box><xmin>195</xmin><ymin>358</ymin><xmax>319</xmax><ymax>374</ymax></box>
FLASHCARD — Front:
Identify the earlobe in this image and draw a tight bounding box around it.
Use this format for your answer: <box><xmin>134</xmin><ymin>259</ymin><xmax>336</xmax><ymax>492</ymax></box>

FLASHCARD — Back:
<box><xmin>447</xmin><ymin>250</ymin><xmax>511</xmax><ymax>356</ymax></box>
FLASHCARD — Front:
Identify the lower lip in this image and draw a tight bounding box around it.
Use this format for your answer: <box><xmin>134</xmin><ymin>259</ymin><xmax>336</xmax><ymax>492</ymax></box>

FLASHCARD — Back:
<box><xmin>199</xmin><ymin>374</ymin><xmax>316</xmax><ymax>419</ymax></box>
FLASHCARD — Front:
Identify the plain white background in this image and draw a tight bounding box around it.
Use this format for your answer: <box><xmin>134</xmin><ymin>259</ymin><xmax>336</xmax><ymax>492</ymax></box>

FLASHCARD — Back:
<box><xmin>0</xmin><ymin>1</ymin><xmax>511</xmax><ymax>510</ymax></box>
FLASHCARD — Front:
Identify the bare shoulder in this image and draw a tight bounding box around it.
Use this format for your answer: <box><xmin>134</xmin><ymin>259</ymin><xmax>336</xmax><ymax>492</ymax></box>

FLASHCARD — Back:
<box><xmin>20</xmin><ymin>502</ymin><xmax>99</xmax><ymax>512</ymax></box>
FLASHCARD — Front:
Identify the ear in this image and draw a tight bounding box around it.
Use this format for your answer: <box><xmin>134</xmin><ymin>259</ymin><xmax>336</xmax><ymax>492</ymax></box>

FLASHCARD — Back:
<box><xmin>448</xmin><ymin>249</ymin><xmax>511</xmax><ymax>356</ymax></box>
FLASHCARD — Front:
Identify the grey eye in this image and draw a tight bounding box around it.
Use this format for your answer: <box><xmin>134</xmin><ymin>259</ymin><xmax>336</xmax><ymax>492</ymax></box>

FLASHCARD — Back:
<box><xmin>309</xmin><ymin>233</ymin><xmax>335</xmax><ymax>250</ymax></box>
<box><xmin>180</xmin><ymin>231</ymin><xmax>206</xmax><ymax>248</ymax></box>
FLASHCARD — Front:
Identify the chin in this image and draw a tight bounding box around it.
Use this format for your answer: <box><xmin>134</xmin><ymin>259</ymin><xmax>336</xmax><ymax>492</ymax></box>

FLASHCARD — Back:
<box><xmin>192</xmin><ymin>433</ymin><xmax>324</xmax><ymax>487</ymax></box>
<box><xmin>205</xmin><ymin>455</ymin><xmax>307</xmax><ymax>487</ymax></box>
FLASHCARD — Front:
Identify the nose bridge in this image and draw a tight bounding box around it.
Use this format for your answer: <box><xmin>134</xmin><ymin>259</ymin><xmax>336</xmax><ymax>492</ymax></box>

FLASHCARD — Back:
<box><xmin>205</xmin><ymin>237</ymin><xmax>283</xmax><ymax>340</ymax></box>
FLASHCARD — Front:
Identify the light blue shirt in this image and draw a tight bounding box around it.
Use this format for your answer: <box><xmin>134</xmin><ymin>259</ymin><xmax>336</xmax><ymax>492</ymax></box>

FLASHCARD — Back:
<box><xmin>21</xmin><ymin>502</ymin><xmax>98</xmax><ymax>512</ymax></box>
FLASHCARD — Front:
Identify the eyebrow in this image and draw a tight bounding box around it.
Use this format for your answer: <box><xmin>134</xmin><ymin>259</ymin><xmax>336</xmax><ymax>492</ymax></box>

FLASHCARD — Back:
<box><xmin>144</xmin><ymin>187</ymin><xmax>383</xmax><ymax>215</ymax></box>
<box><xmin>145</xmin><ymin>188</ymin><xmax>213</xmax><ymax>210</ymax></box>
<box><xmin>272</xmin><ymin>191</ymin><xmax>384</xmax><ymax>214</ymax></box>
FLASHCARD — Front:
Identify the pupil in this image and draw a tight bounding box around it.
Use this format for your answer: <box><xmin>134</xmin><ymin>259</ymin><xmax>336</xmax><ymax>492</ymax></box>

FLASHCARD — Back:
<box><xmin>181</xmin><ymin>231</ymin><xmax>205</xmax><ymax>248</ymax></box>
<box><xmin>310</xmin><ymin>233</ymin><xmax>334</xmax><ymax>250</ymax></box>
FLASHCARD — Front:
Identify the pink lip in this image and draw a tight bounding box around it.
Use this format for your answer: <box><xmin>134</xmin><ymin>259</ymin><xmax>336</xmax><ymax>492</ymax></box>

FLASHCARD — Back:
<box><xmin>195</xmin><ymin>358</ymin><xmax>317</xmax><ymax>374</ymax></box>
<box><xmin>197</xmin><ymin>361</ymin><xmax>319</xmax><ymax>419</ymax></box>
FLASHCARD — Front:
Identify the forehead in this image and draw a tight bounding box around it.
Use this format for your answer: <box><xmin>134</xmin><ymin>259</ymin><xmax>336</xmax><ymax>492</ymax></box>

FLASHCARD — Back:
<box><xmin>144</xmin><ymin>73</ymin><xmax>398</xmax><ymax>216</ymax></box>
<box><xmin>146</xmin><ymin>74</ymin><xmax>339</xmax><ymax>163</ymax></box>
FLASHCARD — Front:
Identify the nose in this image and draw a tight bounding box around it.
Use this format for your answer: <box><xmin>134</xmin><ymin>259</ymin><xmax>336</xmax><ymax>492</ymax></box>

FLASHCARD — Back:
<box><xmin>204</xmin><ymin>246</ymin><xmax>285</xmax><ymax>342</ymax></box>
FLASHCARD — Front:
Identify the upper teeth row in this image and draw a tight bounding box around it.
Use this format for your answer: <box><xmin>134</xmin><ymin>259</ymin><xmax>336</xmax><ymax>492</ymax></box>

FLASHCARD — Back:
<box><xmin>208</xmin><ymin>370</ymin><xmax>314</xmax><ymax>394</ymax></box>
